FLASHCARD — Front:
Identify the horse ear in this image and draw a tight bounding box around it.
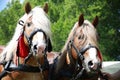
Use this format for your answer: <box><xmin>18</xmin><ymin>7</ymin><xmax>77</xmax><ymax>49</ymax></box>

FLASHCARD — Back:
<box><xmin>78</xmin><ymin>14</ymin><xmax>84</xmax><ymax>26</ymax></box>
<box><xmin>43</xmin><ymin>3</ymin><xmax>48</xmax><ymax>13</ymax></box>
<box><xmin>92</xmin><ymin>16</ymin><xmax>99</xmax><ymax>28</ymax></box>
<box><xmin>25</xmin><ymin>2</ymin><xmax>31</xmax><ymax>14</ymax></box>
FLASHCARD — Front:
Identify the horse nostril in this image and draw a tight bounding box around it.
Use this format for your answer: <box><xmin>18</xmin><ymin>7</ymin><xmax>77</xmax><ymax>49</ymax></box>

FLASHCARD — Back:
<box><xmin>88</xmin><ymin>60</ymin><xmax>93</xmax><ymax>67</ymax></box>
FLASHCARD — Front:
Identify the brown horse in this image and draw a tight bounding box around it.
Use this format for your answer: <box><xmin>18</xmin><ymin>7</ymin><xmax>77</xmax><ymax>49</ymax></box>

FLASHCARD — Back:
<box><xmin>0</xmin><ymin>2</ymin><xmax>52</xmax><ymax>80</ymax></box>
<box><xmin>49</xmin><ymin>14</ymin><xmax>103</xmax><ymax>80</ymax></box>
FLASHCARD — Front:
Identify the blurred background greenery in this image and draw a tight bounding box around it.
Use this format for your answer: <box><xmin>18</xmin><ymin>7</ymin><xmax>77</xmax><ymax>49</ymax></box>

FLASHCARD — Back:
<box><xmin>0</xmin><ymin>0</ymin><xmax>120</xmax><ymax>61</ymax></box>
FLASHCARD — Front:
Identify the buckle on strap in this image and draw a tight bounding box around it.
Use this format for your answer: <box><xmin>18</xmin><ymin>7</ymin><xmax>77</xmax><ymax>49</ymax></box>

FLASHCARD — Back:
<box><xmin>18</xmin><ymin>20</ymin><xmax>24</xmax><ymax>26</ymax></box>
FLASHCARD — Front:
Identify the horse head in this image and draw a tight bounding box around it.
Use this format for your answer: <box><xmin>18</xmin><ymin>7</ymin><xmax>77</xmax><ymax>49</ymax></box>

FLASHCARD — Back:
<box><xmin>17</xmin><ymin>2</ymin><xmax>52</xmax><ymax>64</ymax></box>
<box><xmin>0</xmin><ymin>2</ymin><xmax>52</xmax><ymax>80</ymax></box>
<box><xmin>65</xmin><ymin>14</ymin><xmax>102</xmax><ymax>79</ymax></box>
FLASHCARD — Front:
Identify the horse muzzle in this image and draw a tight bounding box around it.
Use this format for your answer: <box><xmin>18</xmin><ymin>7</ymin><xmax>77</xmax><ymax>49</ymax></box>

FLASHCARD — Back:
<box><xmin>88</xmin><ymin>61</ymin><xmax>102</xmax><ymax>71</ymax></box>
<box><xmin>32</xmin><ymin>44</ymin><xmax>46</xmax><ymax>56</ymax></box>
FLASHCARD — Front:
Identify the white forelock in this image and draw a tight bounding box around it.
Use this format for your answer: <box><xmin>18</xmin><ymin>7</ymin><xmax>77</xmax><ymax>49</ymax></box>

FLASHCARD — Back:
<box><xmin>32</xmin><ymin>6</ymin><xmax>51</xmax><ymax>38</ymax></box>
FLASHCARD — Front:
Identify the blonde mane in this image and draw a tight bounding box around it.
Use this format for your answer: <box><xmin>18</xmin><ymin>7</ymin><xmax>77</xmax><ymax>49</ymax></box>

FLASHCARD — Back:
<box><xmin>61</xmin><ymin>22</ymin><xmax>78</xmax><ymax>53</ymax></box>
<box><xmin>32</xmin><ymin>6</ymin><xmax>51</xmax><ymax>38</ymax></box>
<box><xmin>82</xmin><ymin>20</ymin><xmax>98</xmax><ymax>47</ymax></box>
<box><xmin>0</xmin><ymin>6</ymin><xmax>51</xmax><ymax>62</ymax></box>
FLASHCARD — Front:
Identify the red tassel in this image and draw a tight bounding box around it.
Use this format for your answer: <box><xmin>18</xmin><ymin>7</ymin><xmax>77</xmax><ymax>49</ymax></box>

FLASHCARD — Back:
<box><xmin>17</xmin><ymin>34</ymin><xmax>29</xmax><ymax>58</ymax></box>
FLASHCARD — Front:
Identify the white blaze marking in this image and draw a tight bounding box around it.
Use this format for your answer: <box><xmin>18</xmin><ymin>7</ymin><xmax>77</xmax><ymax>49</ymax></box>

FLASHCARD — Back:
<box><xmin>88</xmin><ymin>48</ymin><xmax>98</xmax><ymax>63</ymax></box>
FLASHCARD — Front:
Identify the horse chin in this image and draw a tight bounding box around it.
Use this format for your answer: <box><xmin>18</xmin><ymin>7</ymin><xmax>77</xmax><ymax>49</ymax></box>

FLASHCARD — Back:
<box><xmin>34</xmin><ymin>50</ymin><xmax>44</xmax><ymax>59</ymax></box>
<box><xmin>82</xmin><ymin>69</ymin><xmax>99</xmax><ymax>79</ymax></box>
<box><xmin>85</xmin><ymin>66</ymin><xmax>101</xmax><ymax>74</ymax></box>
<box><xmin>84</xmin><ymin>59</ymin><xmax>102</xmax><ymax>73</ymax></box>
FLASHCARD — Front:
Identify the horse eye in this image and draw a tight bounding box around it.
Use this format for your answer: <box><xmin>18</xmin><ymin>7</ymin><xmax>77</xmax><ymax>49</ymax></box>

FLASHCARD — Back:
<box><xmin>78</xmin><ymin>35</ymin><xmax>81</xmax><ymax>39</ymax></box>
<box><xmin>27</xmin><ymin>23</ymin><xmax>31</xmax><ymax>27</ymax></box>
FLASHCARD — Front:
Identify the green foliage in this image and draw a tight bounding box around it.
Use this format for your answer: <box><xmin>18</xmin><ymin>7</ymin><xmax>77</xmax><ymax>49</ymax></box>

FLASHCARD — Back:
<box><xmin>0</xmin><ymin>0</ymin><xmax>23</xmax><ymax>44</ymax></box>
<box><xmin>0</xmin><ymin>0</ymin><xmax>120</xmax><ymax>61</ymax></box>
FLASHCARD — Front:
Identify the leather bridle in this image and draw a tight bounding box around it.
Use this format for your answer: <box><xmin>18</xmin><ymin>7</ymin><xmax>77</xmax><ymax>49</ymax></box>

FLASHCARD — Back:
<box><xmin>19</xmin><ymin>20</ymin><xmax>49</xmax><ymax>71</ymax></box>
<box><xmin>23</xmin><ymin>28</ymin><xmax>48</xmax><ymax>63</ymax></box>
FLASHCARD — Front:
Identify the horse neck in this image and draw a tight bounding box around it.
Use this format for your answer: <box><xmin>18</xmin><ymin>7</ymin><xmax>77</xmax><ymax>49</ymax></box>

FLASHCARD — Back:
<box><xmin>27</xmin><ymin>57</ymin><xmax>38</xmax><ymax>66</ymax></box>
<box><xmin>54</xmin><ymin>23</ymin><xmax>78</xmax><ymax>73</ymax></box>
<box><xmin>55</xmin><ymin>49</ymin><xmax>76</xmax><ymax>74</ymax></box>
<box><xmin>55</xmin><ymin>51</ymin><xmax>66</xmax><ymax>72</ymax></box>
<box><xmin>19</xmin><ymin>56</ymin><xmax>44</xmax><ymax>66</ymax></box>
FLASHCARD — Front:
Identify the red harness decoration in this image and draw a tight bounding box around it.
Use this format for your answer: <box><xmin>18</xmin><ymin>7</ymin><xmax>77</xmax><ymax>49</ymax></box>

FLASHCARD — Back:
<box><xmin>17</xmin><ymin>34</ymin><xmax>29</xmax><ymax>58</ymax></box>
